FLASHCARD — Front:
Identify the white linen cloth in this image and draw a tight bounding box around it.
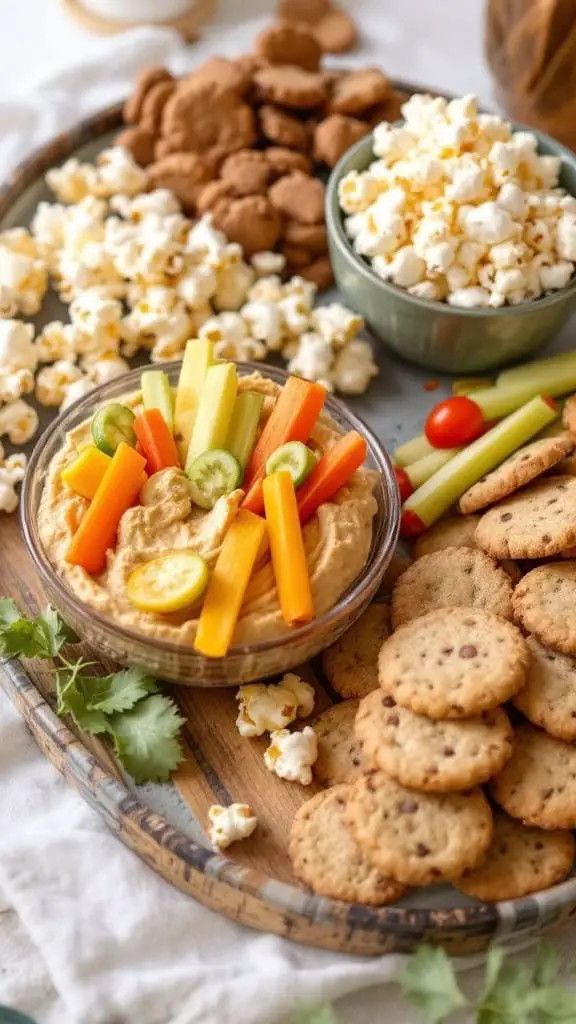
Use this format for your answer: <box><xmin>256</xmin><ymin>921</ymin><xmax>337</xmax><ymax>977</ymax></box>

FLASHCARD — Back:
<box><xmin>0</xmin><ymin>7</ymin><xmax>575</xmax><ymax>1023</ymax></box>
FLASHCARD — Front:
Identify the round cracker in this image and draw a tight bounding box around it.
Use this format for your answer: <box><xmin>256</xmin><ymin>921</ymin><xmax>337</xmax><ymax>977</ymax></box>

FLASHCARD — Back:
<box><xmin>321</xmin><ymin>603</ymin><xmax>390</xmax><ymax>699</ymax></box>
<box><xmin>312</xmin><ymin>700</ymin><xmax>363</xmax><ymax>787</ymax></box>
<box><xmin>459</xmin><ymin>434</ymin><xmax>574</xmax><ymax>514</ymax></box>
<box><xmin>475</xmin><ymin>476</ymin><xmax>576</xmax><ymax>560</ymax></box>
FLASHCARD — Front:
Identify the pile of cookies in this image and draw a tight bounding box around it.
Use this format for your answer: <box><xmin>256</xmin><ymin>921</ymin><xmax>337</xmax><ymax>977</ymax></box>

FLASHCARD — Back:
<box><xmin>116</xmin><ymin>20</ymin><xmax>406</xmax><ymax>287</ymax></box>
<box><xmin>289</xmin><ymin>406</ymin><xmax>576</xmax><ymax>905</ymax></box>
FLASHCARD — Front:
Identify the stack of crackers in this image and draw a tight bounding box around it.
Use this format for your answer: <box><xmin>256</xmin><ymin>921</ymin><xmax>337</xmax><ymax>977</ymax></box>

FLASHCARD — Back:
<box><xmin>289</xmin><ymin>399</ymin><xmax>576</xmax><ymax>905</ymax></box>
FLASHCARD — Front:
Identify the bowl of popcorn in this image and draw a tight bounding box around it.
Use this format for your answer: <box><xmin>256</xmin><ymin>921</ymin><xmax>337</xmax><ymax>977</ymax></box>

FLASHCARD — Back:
<box><xmin>326</xmin><ymin>93</ymin><xmax>576</xmax><ymax>373</ymax></box>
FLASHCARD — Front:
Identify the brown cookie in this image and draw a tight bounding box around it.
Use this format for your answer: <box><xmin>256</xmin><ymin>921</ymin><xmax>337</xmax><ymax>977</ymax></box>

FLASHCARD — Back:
<box><xmin>196</xmin><ymin>180</ymin><xmax>235</xmax><ymax>215</ymax></box>
<box><xmin>312</xmin><ymin>700</ymin><xmax>364</xmax><ymax>786</ymax></box>
<box><xmin>378</xmin><ymin>550</ymin><xmax>413</xmax><ymax>594</ymax></box>
<box><xmin>289</xmin><ymin>785</ymin><xmax>406</xmax><ymax>904</ymax></box>
<box><xmin>321</xmin><ymin>603</ymin><xmax>390</xmax><ymax>699</ymax></box>
<box><xmin>313</xmin><ymin>8</ymin><xmax>358</xmax><ymax>53</ymax></box>
<box><xmin>265</xmin><ymin>146</ymin><xmax>312</xmax><ymax>177</ymax></box>
<box><xmin>356</xmin><ymin>691</ymin><xmax>514</xmax><ymax>792</ymax></box>
<box><xmin>256</xmin><ymin>21</ymin><xmax>322</xmax><ymax>72</ymax></box>
<box><xmin>254</xmin><ymin>66</ymin><xmax>326</xmax><ymax>110</ymax></box>
<box><xmin>259</xmin><ymin>105</ymin><xmax>310</xmax><ymax>151</ymax></box>
<box><xmin>154</xmin><ymin>136</ymin><xmax>186</xmax><ymax>161</ymax></box>
<box><xmin>455</xmin><ymin>813</ymin><xmax>575</xmax><ymax>902</ymax></box>
<box><xmin>299</xmin><ymin>255</ymin><xmax>334</xmax><ymax>290</ymax></box>
<box><xmin>283</xmin><ymin>220</ymin><xmax>327</xmax><ymax>252</ymax></box>
<box><xmin>213</xmin><ymin>195</ymin><xmax>283</xmax><ymax>255</ymax></box>
<box><xmin>491</xmin><ymin>722</ymin><xmax>576</xmax><ymax>830</ymax></box>
<box><xmin>140</xmin><ymin>80</ymin><xmax>176</xmax><ymax>132</ymax></box>
<box><xmin>512</xmin><ymin>562</ymin><xmax>576</xmax><ymax>657</ymax></box>
<box><xmin>313</xmin><ymin>113</ymin><xmax>367</xmax><ymax>167</ymax></box>
<box><xmin>513</xmin><ymin>636</ymin><xmax>576</xmax><ymax>741</ymax></box>
<box><xmin>412</xmin><ymin>516</ymin><xmax>521</xmax><ymax>584</ymax></box>
<box><xmin>347</xmin><ymin>772</ymin><xmax>493</xmax><ymax>886</ymax></box>
<box><xmin>114</xmin><ymin>126</ymin><xmax>156</xmax><ymax>167</ymax></box>
<box><xmin>282</xmin><ymin>243</ymin><xmax>312</xmax><ymax>268</ymax></box>
<box><xmin>391</xmin><ymin>546</ymin><xmax>514</xmax><ymax>628</ymax></box>
<box><xmin>277</xmin><ymin>0</ymin><xmax>331</xmax><ymax>24</ymax></box>
<box><xmin>364</xmin><ymin>90</ymin><xmax>409</xmax><ymax>127</ymax></box>
<box><xmin>123</xmin><ymin>66</ymin><xmax>173</xmax><ymax>125</ymax></box>
<box><xmin>162</xmin><ymin>81</ymin><xmax>257</xmax><ymax>165</ymax></box>
<box><xmin>146</xmin><ymin>154</ymin><xmax>212</xmax><ymax>213</ymax></box>
<box><xmin>330</xmin><ymin>69</ymin><xmax>390</xmax><ymax>115</ymax></box>
<box><xmin>475</xmin><ymin>476</ymin><xmax>576</xmax><ymax>560</ymax></box>
<box><xmin>270</xmin><ymin>171</ymin><xmax>325</xmax><ymax>224</ymax></box>
<box><xmin>185</xmin><ymin>56</ymin><xmax>252</xmax><ymax>98</ymax></box>
<box><xmin>220</xmin><ymin>150</ymin><xmax>272</xmax><ymax>197</ymax></box>
<box><xmin>459</xmin><ymin>434</ymin><xmax>574</xmax><ymax>514</ymax></box>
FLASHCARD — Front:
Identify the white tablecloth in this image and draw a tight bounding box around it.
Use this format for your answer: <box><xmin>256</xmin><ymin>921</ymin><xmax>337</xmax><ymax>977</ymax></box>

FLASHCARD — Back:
<box><xmin>1</xmin><ymin>4</ymin><xmax>574</xmax><ymax>1023</ymax></box>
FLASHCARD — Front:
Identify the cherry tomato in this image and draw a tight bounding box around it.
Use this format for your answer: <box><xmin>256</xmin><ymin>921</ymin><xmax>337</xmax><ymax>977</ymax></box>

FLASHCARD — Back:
<box><xmin>400</xmin><ymin>509</ymin><xmax>426</xmax><ymax>537</ymax></box>
<box><xmin>425</xmin><ymin>396</ymin><xmax>485</xmax><ymax>449</ymax></box>
<box><xmin>394</xmin><ymin>466</ymin><xmax>414</xmax><ymax>502</ymax></box>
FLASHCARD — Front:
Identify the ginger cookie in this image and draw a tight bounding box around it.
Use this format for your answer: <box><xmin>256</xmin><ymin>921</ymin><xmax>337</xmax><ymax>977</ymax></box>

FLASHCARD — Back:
<box><xmin>123</xmin><ymin>66</ymin><xmax>173</xmax><ymax>125</ymax></box>
<box><xmin>114</xmin><ymin>127</ymin><xmax>155</xmax><ymax>167</ymax></box>
<box><xmin>162</xmin><ymin>81</ymin><xmax>257</xmax><ymax>165</ymax></box>
<box><xmin>299</xmin><ymin>255</ymin><xmax>333</xmax><ymax>290</ymax></box>
<box><xmin>313</xmin><ymin>114</ymin><xmax>367</xmax><ymax>168</ymax></box>
<box><xmin>140</xmin><ymin>80</ymin><xmax>176</xmax><ymax>132</ymax></box>
<box><xmin>283</xmin><ymin>244</ymin><xmax>312</xmax><ymax>270</ymax></box>
<box><xmin>277</xmin><ymin>0</ymin><xmax>331</xmax><ymax>25</ymax></box>
<box><xmin>312</xmin><ymin>701</ymin><xmax>363</xmax><ymax>787</ymax></box>
<box><xmin>313</xmin><ymin>8</ymin><xmax>358</xmax><ymax>53</ymax></box>
<box><xmin>254</xmin><ymin>66</ymin><xmax>326</xmax><ymax>111</ymax></box>
<box><xmin>563</xmin><ymin>394</ymin><xmax>576</xmax><ymax>437</ymax></box>
<box><xmin>513</xmin><ymin>637</ymin><xmax>576</xmax><ymax>742</ymax></box>
<box><xmin>355</xmin><ymin>691</ymin><xmax>514</xmax><ymax>792</ymax></box>
<box><xmin>186</xmin><ymin>56</ymin><xmax>252</xmax><ymax>97</ymax></box>
<box><xmin>475</xmin><ymin>476</ymin><xmax>576</xmax><ymax>559</ymax></box>
<box><xmin>513</xmin><ymin>563</ymin><xmax>576</xmax><ymax>657</ymax></box>
<box><xmin>491</xmin><ymin>722</ymin><xmax>576</xmax><ymax>830</ymax></box>
<box><xmin>283</xmin><ymin>220</ymin><xmax>327</xmax><ymax>252</ymax></box>
<box><xmin>378</xmin><ymin>608</ymin><xmax>529</xmax><ymax>720</ymax></box>
<box><xmin>196</xmin><ymin>180</ymin><xmax>235</xmax><ymax>215</ymax></box>
<box><xmin>346</xmin><ymin>772</ymin><xmax>493</xmax><ymax>886</ymax></box>
<box><xmin>213</xmin><ymin>196</ymin><xmax>282</xmax><ymax>256</ymax></box>
<box><xmin>329</xmin><ymin>69</ymin><xmax>390</xmax><ymax>116</ymax></box>
<box><xmin>321</xmin><ymin>602</ymin><xmax>390</xmax><ymax>699</ymax></box>
<box><xmin>220</xmin><ymin>150</ymin><xmax>272</xmax><ymax>197</ymax></box>
<box><xmin>270</xmin><ymin>171</ymin><xmax>325</xmax><ymax>224</ymax></box>
<box><xmin>255</xmin><ymin>21</ymin><xmax>322</xmax><ymax>72</ymax></box>
<box><xmin>455</xmin><ymin>813</ymin><xmax>575</xmax><ymax>902</ymax></box>
<box><xmin>459</xmin><ymin>434</ymin><xmax>574</xmax><ymax>514</ymax></box>
<box><xmin>265</xmin><ymin>146</ymin><xmax>312</xmax><ymax>177</ymax></box>
<box><xmin>413</xmin><ymin>515</ymin><xmax>480</xmax><ymax>557</ymax></box>
<box><xmin>289</xmin><ymin>785</ymin><xmax>405</xmax><ymax>904</ymax></box>
<box><xmin>146</xmin><ymin>154</ymin><xmax>212</xmax><ymax>213</ymax></box>
<box><xmin>391</xmin><ymin>546</ymin><xmax>514</xmax><ymax>628</ymax></box>
<box><xmin>259</xmin><ymin>106</ymin><xmax>310</xmax><ymax>151</ymax></box>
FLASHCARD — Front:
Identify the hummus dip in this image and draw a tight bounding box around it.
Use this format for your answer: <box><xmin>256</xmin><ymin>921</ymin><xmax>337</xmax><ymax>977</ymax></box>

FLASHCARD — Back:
<box><xmin>38</xmin><ymin>373</ymin><xmax>379</xmax><ymax>647</ymax></box>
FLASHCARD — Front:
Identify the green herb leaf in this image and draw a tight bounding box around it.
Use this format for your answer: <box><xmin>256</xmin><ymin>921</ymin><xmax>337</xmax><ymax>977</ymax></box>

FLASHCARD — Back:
<box><xmin>480</xmin><ymin>947</ymin><xmax>506</xmax><ymax>1001</ymax></box>
<box><xmin>398</xmin><ymin>946</ymin><xmax>468</xmax><ymax>1023</ymax></box>
<box><xmin>0</xmin><ymin>598</ymin><xmax>22</xmax><ymax>628</ymax></box>
<box><xmin>535</xmin><ymin>941</ymin><xmax>562</xmax><ymax>988</ymax></box>
<box><xmin>109</xmin><ymin>694</ymin><xmax>185</xmax><ymax>783</ymax></box>
<box><xmin>56</xmin><ymin>666</ymin><xmax>110</xmax><ymax>735</ymax></box>
<box><xmin>292</xmin><ymin>1005</ymin><xmax>336</xmax><ymax>1024</ymax></box>
<box><xmin>477</xmin><ymin>961</ymin><xmax>539</xmax><ymax>1024</ymax></box>
<box><xmin>80</xmin><ymin>667</ymin><xmax>158</xmax><ymax>715</ymax></box>
<box><xmin>0</xmin><ymin>604</ymin><xmax>78</xmax><ymax>659</ymax></box>
<box><xmin>34</xmin><ymin>607</ymin><xmax>79</xmax><ymax>654</ymax></box>
<box><xmin>536</xmin><ymin>984</ymin><xmax>576</xmax><ymax>1020</ymax></box>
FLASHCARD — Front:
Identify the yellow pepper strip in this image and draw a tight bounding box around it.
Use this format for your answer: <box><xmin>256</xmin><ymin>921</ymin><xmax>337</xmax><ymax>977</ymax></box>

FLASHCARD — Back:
<box><xmin>194</xmin><ymin>508</ymin><xmax>266</xmax><ymax>658</ymax></box>
<box><xmin>262</xmin><ymin>470</ymin><xmax>314</xmax><ymax>628</ymax></box>
<box><xmin>61</xmin><ymin>446</ymin><xmax>111</xmax><ymax>501</ymax></box>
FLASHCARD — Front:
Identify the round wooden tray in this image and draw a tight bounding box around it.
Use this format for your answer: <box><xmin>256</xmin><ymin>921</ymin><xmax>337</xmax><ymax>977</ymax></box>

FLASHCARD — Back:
<box><xmin>2</xmin><ymin>98</ymin><xmax>576</xmax><ymax>958</ymax></box>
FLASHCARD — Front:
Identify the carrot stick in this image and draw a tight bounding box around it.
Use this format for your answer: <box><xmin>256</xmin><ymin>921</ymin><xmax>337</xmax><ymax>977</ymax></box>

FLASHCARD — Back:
<box><xmin>297</xmin><ymin>431</ymin><xmax>368</xmax><ymax>524</ymax></box>
<box><xmin>66</xmin><ymin>442</ymin><xmax>146</xmax><ymax>574</ymax></box>
<box><xmin>61</xmin><ymin>446</ymin><xmax>111</xmax><ymax>501</ymax></box>
<box><xmin>194</xmin><ymin>508</ymin><xmax>266</xmax><ymax>658</ymax></box>
<box><xmin>242</xmin><ymin>377</ymin><xmax>326</xmax><ymax>515</ymax></box>
<box><xmin>263</xmin><ymin>470</ymin><xmax>314</xmax><ymax>627</ymax></box>
<box><xmin>133</xmin><ymin>409</ymin><xmax>180</xmax><ymax>475</ymax></box>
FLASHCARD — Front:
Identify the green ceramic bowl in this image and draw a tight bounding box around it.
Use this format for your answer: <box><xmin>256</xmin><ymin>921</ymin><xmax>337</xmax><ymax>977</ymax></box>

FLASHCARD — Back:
<box><xmin>326</xmin><ymin>125</ymin><xmax>576</xmax><ymax>374</ymax></box>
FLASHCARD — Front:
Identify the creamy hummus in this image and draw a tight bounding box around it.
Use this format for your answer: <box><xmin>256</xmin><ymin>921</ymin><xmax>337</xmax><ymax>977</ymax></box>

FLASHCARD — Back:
<box><xmin>38</xmin><ymin>373</ymin><xmax>379</xmax><ymax>646</ymax></box>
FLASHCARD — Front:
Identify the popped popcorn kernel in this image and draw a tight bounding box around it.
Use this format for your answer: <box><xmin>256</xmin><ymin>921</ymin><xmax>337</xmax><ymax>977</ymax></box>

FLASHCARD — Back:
<box><xmin>0</xmin><ymin>399</ymin><xmax>39</xmax><ymax>444</ymax></box>
<box><xmin>264</xmin><ymin>726</ymin><xmax>318</xmax><ymax>786</ymax></box>
<box><xmin>207</xmin><ymin>803</ymin><xmax>257</xmax><ymax>851</ymax></box>
<box><xmin>0</xmin><ymin>450</ymin><xmax>27</xmax><ymax>514</ymax></box>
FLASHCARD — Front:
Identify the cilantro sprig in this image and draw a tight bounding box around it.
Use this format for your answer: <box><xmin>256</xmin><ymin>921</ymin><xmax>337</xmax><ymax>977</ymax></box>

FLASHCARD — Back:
<box><xmin>1</xmin><ymin>598</ymin><xmax>184</xmax><ymax>782</ymax></box>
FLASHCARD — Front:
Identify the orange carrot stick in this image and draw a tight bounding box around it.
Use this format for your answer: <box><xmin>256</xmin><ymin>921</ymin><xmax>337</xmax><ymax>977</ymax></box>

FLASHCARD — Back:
<box><xmin>297</xmin><ymin>431</ymin><xmax>367</xmax><ymax>524</ymax></box>
<box><xmin>61</xmin><ymin>446</ymin><xmax>111</xmax><ymax>501</ymax></box>
<box><xmin>242</xmin><ymin>377</ymin><xmax>326</xmax><ymax>515</ymax></box>
<box><xmin>134</xmin><ymin>409</ymin><xmax>180</xmax><ymax>475</ymax></box>
<box><xmin>66</xmin><ymin>442</ymin><xmax>146</xmax><ymax>574</ymax></box>
<box><xmin>262</xmin><ymin>470</ymin><xmax>314</xmax><ymax>627</ymax></box>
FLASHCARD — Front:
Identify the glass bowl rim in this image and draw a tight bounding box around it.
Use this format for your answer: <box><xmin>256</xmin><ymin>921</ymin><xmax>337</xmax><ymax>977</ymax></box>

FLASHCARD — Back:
<box><xmin>20</xmin><ymin>360</ymin><xmax>400</xmax><ymax>663</ymax></box>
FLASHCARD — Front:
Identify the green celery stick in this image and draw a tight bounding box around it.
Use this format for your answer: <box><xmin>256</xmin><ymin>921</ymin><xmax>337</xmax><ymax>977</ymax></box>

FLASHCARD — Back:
<box><xmin>472</xmin><ymin>376</ymin><xmax>570</xmax><ymax>420</ymax></box>
<box><xmin>186</xmin><ymin>362</ymin><xmax>238</xmax><ymax>471</ymax></box>
<box><xmin>227</xmin><ymin>392</ymin><xmax>264</xmax><ymax>471</ymax></box>
<box><xmin>452</xmin><ymin>377</ymin><xmax>494</xmax><ymax>396</ymax></box>
<box><xmin>142</xmin><ymin>370</ymin><xmax>174</xmax><ymax>431</ymax></box>
<box><xmin>536</xmin><ymin>399</ymin><xmax>567</xmax><ymax>439</ymax></box>
<box><xmin>174</xmin><ymin>339</ymin><xmax>214</xmax><ymax>462</ymax></box>
<box><xmin>405</xmin><ymin>447</ymin><xmax>461</xmax><ymax>489</ymax></box>
<box><xmin>404</xmin><ymin>395</ymin><xmax>557</xmax><ymax>528</ymax></box>
<box><xmin>395</xmin><ymin>434</ymin><xmax>435</xmax><ymax>467</ymax></box>
<box><xmin>497</xmin><ymin>349</ymin><xmax>576</xmax><ymax>390</ymax></box>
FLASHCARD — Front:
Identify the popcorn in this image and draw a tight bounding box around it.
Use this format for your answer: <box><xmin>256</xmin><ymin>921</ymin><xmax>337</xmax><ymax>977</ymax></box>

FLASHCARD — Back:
<box><xmin>213</xmin><ymin>250</ymin><xmax>254</xmax><ymax>311</ymax></box>
<box><xmin>60</xmin><ymin>377</ymin><xmax>94</xmax><ymax>410</ymax></box>
<box><xmin>374</xmin><ymin>245</ymin><xmax>425</xmax><ymax>288</ymax></box>
<box><xmin>288</xmin><ymin>332</ymin><xmax>334</xmax><ymax>389</ymax></box>
<box><xmin>0</xmin><ymin>237</ymin><xmax>47</xmax><ymax>315</ymax></box>
<box><xmin>207</xmin><ymin>804</ymin><xmax>257</xmax><ymax>851</ymax></box>
<box><xmin>0</xmin><ymin>285</ymin><xmax>17</xmax><ymax>319</ymax></box>
<box><xmin>241</xmin><ymin>300</ymin><xmax>283</xmax><ymax>351</ymax></box>
<box><xmin>122</xmin><ymin>286</ymin><xmax>192</xmax><ymax>357</ymax></box>
<box><xmin>311</xmin><ymin>303</ymin><xmax>364</xmax><ymax>348</ymax></box>
<box><xmin>0</xmin><ymin>320</ymin><xmax>38</xmax><ymax>371</ymax></box>
<box><xmin>331</xmin><ymin>340</ymin><xmax>379</xmax><ymax>395</ymax></box>
<box><xmin>278</xmin><ymin>295</ymin><xmax>312</xmax><ymax>336</ymax></box>
<box><xmin>373</xmin><ymin>123</ymin><xmax>415</xmax><ymax>163</ymax></box>
<box><xmin>460</xmin><ymin>202</ymin><xmax>516</xmax><ymax>246</ymax></box>
<box><xmin>0</xmin><ymin>368</ymin><xmax>34</xmax><ymax>403</ymax></box>
<box><xmin>31</xmin><ymin>201</ymin><xmax>69</xmax><ymax>254</ymax></box>
<box><xmin>176</xmin><ymin>264</ymin><xmax>218</xmax><ymax>309</ymax></box>
<box><xmin>0</xmin><ymin>451</ymin><xmax>26</xmax><ymax>514</ymax></box>
<box><xmin>185</xmin><ymin>215</ymin><xmax>228</xmax><ymax>264</ymax></box>
<box><xmin>0</xmin><ymin>399</ymin><xmax>39</xmax><ymax>443</ymax></box>
<box><xmin>248</xmin><ymin>274</ymin><xmax>284</xmax><ymax>304</ymax></box>
<box><xmin>338</xmin><ymin>170</ymin><xmax>383</xmax><ymax>214</ymax></box>
<box><xmin>447</xmin><ymin>286</ymin><xmax>491</xmax><ymax>309</ymax></box>
<box><xmin>251</xmin><ymin>251</ymin><xmax>286</xmax><ymax>277</ymax></box>
<box><xmin>84</xmin><ymin>354</ymin><xmax>130</xmax><ymax>385</ymax></box>
<box><xmin>496</xmin><ymin>183</ymin><xmax>527</xmax><ymax>220</ymax></box>
<box><xmin>556</xmin><ymin>215</ymin><xmax>576</xmax><ymax>262</ymax></box>
<box><xmin>110</xmin><ymin>189</ymin><xmax>181</xmax><ymax>221</ymax></box>
<box><xmin>36</xmin><ymin>321</ymin><xmax>76</xmax><ymax>363</ymax></box>
<box><xmin>264</xmin><ymin>726</ymin><xmax>318</xmax><ymax>785</ymax></box>
<box><xmin>35</xmin><ymin>360</ymin><xmax>84</xmax><ymax>407</ymax></box>
<box><xmin>539</xmin><ymin>261</ymin><xmax>574</xmax><ymax>292</ymax></box>
<box><xmin>95</xmin><ymin>147</ymin><xmax>147</xmax><ymax>198</ymax></box>
<box><xmin>236</xmin><ymin>674</ymin><xmax>315</xmax><ymax>738</ymax></box>
<box><xmin>69</xmin><ymin>288</ymin><xmax>123</xmax><ymax>356</ymax></box>
<box><xmin>46</xmin><ymin>158</ymin><xmax>99</xmax><ymax>204</ymax></box>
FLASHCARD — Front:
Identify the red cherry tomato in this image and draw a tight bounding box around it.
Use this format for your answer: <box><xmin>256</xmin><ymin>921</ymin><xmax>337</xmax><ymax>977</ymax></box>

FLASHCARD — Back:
<box><xmin>400</xmin><ymin>509</ymin><xmax>426</xmax><ymax>537</ymax></box>
<box><xmin>425</xmin><ymin>396</ymin><xmax>485</xmax><ymax>449</ymax></box>
<box><xmin>394</xmin><ymin>466</ymin><xmax>414</xmax><ymax>502</ymax></box>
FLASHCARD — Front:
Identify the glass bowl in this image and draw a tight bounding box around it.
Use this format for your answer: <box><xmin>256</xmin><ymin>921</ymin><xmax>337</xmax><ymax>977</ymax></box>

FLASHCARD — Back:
<box><xmin>20</xmin><ymin>361</ymin><xmax>400</xmax><ymax>686</ymax></box>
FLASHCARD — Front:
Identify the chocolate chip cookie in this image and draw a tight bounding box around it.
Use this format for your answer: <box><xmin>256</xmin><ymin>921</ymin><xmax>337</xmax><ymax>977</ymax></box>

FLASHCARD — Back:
<box><xmin>475</xmin><ymin>476</ymin><xmax>576</xmax><ymax>559</ymax></box>
<box><xmin>459</xmin><ymin>434</ymin><xmax>574</xmax><ymax>515</ymax></box>
<box><xmin>513</xmin><ymin>636</ymin><xmax>576</xmax><ymax>741</ymax></box>
<box><xmin>491</xmin><ymin>722</ymin><xmax>576</xmax><ymax>830</ymax></box>
<box><xmin>513</xmin><ymin>563</ymin><xmax>576</xmax><ymax>657</ymax></box>
<box><xmin>313</xmin><ymin>700</ymin><xmax>364</xmax><ymax>786</ymax></box>
<box><xmin>321</xmin><ymin>602</ymin><xmax>390</xmax><ymax>699</ymax></box>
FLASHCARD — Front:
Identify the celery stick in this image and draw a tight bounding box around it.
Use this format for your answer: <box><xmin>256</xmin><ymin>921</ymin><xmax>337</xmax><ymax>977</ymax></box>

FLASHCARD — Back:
<box><xmin>497</xmin><ymin>350</ymin><xmax>576</xmax><ymax>390</ymax></box>
<box><xmin>174</xmin><ymin>339</ymin><xmax>214</xmax><ymax>462</ymax></box>
<box><xmin>227</xmin><ymin>392</ymin><xmax>264</xmax><ymax>470</ymax></box>
<box><xmin>536</xmin><ymin>399</ymin><xmax>567</xmax><ymax>439</ymax></box>
<box><xmin>186</xmin><ymin>362</ymin><xmax>238</xmax><ymax>471</ymax></box>
<box><xmin>472</xmin><ymin>379</ymin><xmax>565</xmax><ymax>421</ymax></box>
<box><xmin>405</xmin><ymin>447</ymin><xmax>461</xmax><ymax>489</ymax></box>
<box><xmin>403</xmin><ymin>396</ymin><xmax>557</xmax><ymax>528</ymax></box>
<box><xmin>395</xmin><ymin>434</ymin><xmax>435</xmax><ymax>467</ymax></box>
<box><xmin>452</xmin><ymin>378</ymin><xmax>494</xmax><ymax>396</ymax></box>
<box><xmin>142</xmin><ymin>370</ymin><xmax>174</xmax><ymax>431</ymax></box>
